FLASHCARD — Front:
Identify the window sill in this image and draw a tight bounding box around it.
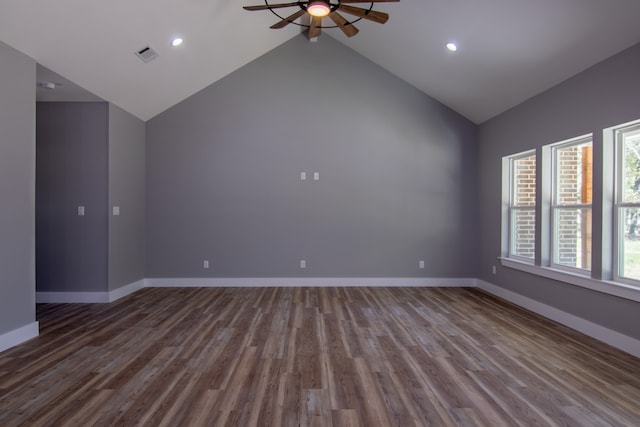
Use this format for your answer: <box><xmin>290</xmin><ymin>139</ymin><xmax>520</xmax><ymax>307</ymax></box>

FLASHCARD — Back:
<box><xmin>499</xmin><ymin>257</ymin><xmax>640</xmax><ymax>303</ymax></box>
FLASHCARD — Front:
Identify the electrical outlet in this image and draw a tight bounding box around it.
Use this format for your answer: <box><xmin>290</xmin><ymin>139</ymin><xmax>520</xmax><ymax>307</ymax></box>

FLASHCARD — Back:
<box><xmin>492</xmin><ymin>265</ymin><xmax>496</xmax><ymax>275</ymax></box>
<box><xmin>300</xmin><ymin>172</ymin><xmax>306</xmax><ymax>181</ymax></box>
<box><xmin>313</xmin><ymin>172</ymin><xmax>319</xmax><ymax>181</ymax></box>
<box><xmin>203</xmin><ymin>260</ymin><xmax>209</xmax><ymax>269</ymax></box>
<box><xmin>419</xmin><ymin>260</ymin><xmax>425</xmax><ymax>269</ymax></box>
<box><xmin>300</xmin><ymin>260</ymin><xmax>306</xmax><ymax>269</ymax></box>
<box><xmin>77</xmin><ymin>206</ymin><xmax>85</xmax><ymax>216</ymax></box>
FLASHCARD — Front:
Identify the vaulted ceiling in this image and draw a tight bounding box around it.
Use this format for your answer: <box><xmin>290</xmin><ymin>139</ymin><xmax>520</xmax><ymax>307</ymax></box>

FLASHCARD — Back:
<box><xmin>2</xmin><ymin>0</ymin><xmax>640</xmax><ymax>124</ymax></box>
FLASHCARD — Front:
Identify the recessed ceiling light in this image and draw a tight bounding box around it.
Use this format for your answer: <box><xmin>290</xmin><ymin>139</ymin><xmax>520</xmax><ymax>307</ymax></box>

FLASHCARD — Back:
<box><xmin>446</xmin><ymin>42</ymin><xmax>458</xmax><ymax>52</ymax></box>
<box><xmin>171</xmin><ymin>38</ymin><xmax>183</xmax><ymax>47</ymax></box>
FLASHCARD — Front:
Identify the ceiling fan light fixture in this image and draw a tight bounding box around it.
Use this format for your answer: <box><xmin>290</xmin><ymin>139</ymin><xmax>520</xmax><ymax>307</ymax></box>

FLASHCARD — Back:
<box><xmin>307</xmin><ymin>1</ymin><xmax>331</xmax><ymax>17</ymax></box>
<box><xmin>242</xmin><ymin>0</ymin><xmax>398</xmax><ymax>38</ymax></box>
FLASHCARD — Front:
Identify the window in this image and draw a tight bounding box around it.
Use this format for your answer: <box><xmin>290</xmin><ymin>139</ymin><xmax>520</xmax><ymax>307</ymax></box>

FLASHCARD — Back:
<box><xmin>551</xmin><ymin>137</ymin><xmax>592</xmax><ymax>271</ymax></box>
<box><xmin>507</xmin><ymin>151</ymin><xmax>536</xmax><ymax>260</ymax></box>
<box><xmin>615</xmin><ymin>122</ymin><xmax>640</xmax><ymax>282</ymax></box>
<box><xmin>500</xmin><ymin>122</ymin><xmax>640</xmax><ymax>302</ymax></box>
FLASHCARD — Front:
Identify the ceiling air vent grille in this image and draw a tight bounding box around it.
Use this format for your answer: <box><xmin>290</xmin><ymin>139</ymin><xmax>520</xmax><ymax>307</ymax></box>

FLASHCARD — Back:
<box><xmin>135</xmin><ymin>45</ymin><xmax>159</xmax><ymax>63</ymax></box>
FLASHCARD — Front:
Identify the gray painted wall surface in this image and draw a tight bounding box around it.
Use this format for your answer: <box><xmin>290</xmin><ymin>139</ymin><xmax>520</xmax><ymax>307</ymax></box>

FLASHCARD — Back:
<box><xmin>477</xmin><ymin>42</ymin><xmax>640</xmax><ymax>339</ymax></box>
<box><xmin>146</xmin><ymin>35</ymin><xmax>477</xmax><ymax>278</ymax></box>
<box><xmin>0</xmin><ymin>41</ymin><xmax>36</xmax><ymax>335</ymax></box>
<box><xmin>36</xmin><ymin>102</ymin><xmax>109</xmax><ymax>292</ymax></box>
<box><xmin>108</xmin><ymin>104</ymin><xmax>145</xmax><ymax>291</ymax></box>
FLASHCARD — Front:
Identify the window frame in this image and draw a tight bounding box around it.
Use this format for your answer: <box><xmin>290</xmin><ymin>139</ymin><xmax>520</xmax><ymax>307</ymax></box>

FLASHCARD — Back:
<box><xmin>613</xmin><ymin>122</ymin><xmax>640</xmax><ymax>286</ymax></box>
<box><xmin>549</xmin><ymin>135</ymin><xmax>593</xmax><ymax>274</ymax></box>
<box><xmin>504</xmin><ymin>150</ymin><xmax>537</xmax><ymax>263</ymax></box>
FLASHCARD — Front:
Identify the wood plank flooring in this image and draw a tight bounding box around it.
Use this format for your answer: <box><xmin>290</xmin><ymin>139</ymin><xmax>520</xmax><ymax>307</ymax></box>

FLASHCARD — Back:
<box><xmin>0</xmin><ymin>287</ymin><xmax>639</xmax><ymax>426</ymax></box>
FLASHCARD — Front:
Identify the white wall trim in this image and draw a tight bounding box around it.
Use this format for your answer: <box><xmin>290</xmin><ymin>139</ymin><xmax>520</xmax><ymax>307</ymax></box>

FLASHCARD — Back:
<box><xmin>109</xmin><ymin>279</ymin><xmax>145</xmax><ymax>302</ymax></box>
<box><xmin>36</xmin><ymin>278</ymin><xmax>474</xmax><ymax>303</ymax></box>
<box><xmin>144</xmin><ymin>277</ymin><xmax>476</xmax><ymax>288</ymax></box>
<box><xmin>475</xmin><ymin>279</ymin><xmax>640</xmax><ymax>359</ymax></box>
<box><xmin>37</xmin><ymin>279</ymin><xmax>145</xmax><ymax>303</ymax></box>
<box><xmin>36</xmin><ymin>291</ymin><xmax>110</xmax><ymax>303</ymax></box>
<box><xmin>0</xmin><ymin>321</ymin><xmax>39</xmax><ymax>354</ymax></box>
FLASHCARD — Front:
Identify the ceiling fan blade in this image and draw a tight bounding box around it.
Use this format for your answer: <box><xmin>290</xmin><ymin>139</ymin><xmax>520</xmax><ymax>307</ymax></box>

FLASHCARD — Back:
<box><xmin>307</xmin><ymin>16</ymin><xmax>322</xmax><ymax>39</ymax></box>
<box><xmin>270</xmin><ymin>9</ymin><xmax>306</xmax><ymax>29</ymax></box>
<box><xmin>243</xmin><ymin>2</ymin><xmax>300</xmax><ymax>11</ymax></box>
<box><xmin>338</xmin><ymin>4</ymin><xmax>389</xmax><ymax>24</ymax></box>
<box><xmin>340</xmin><ymin>0</ymin><xmax>399</xmax><ymax>2</ymax></box>
<box><xmin>328</xmin><ymin>12</ymin><xmax>359</xmax><ymax>37</ymax></box>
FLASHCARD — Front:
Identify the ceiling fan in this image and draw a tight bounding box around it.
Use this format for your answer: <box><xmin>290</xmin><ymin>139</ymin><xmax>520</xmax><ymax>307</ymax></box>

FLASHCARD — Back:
<box><xmin>243</xmin><ymin>0</ymin><xmax>399</xmax><ymax>38</ymax></box>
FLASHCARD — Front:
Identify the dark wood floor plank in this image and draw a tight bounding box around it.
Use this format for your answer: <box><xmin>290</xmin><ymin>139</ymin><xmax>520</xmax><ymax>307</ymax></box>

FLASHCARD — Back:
<box><xmin>466</xmin><ymin>369</ymin><xmax>553</xmax><ymax>426</ymax></box>
<box><xmin>375</xmin><ymin>371</ymin><xmax>417</xmax><ymax>426</ymax></box>
<box><xmin>0</xmin><ymin>287</ymin><xmax>638</xmax><ymax>426</ymax></box>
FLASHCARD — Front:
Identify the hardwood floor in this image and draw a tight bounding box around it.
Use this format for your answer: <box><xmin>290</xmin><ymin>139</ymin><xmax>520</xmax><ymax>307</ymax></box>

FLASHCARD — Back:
<box><xmin>0</xmin><ymin>287</ymin><xmax>639</xmax><ymax>426</ymax></box>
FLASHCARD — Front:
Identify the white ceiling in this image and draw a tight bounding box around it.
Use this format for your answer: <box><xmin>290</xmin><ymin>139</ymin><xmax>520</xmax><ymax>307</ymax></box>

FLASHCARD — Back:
<box><xmin>2</xmin><ymin>0</ymin><xmax>640</xmax><ymax>124</ymax></box>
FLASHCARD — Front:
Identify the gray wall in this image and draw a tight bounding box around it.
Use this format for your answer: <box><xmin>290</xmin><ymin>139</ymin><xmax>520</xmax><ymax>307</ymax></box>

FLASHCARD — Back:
<box><xmin>0</xmin><ymin>41</ymin><xmax>36</xmax><ymax>335</ymax></box>
<box><xmin>36</xmin><ymin>102</ymin><xmax>109</xmax><ymax>292</ymax></box>
<box><xmin>108</xmin><ymin>104</ymin><xmax>146</xmax><ymax>291</ymax></box>
<box><xmin>477</xmin><ymin>42</ymin><xmax>640</xmax><ymax>339</ymax></box>
<box><xmin>146</xmin><ymin>35</ymin><xmax>477</xmax><ymax>278</ymax></box>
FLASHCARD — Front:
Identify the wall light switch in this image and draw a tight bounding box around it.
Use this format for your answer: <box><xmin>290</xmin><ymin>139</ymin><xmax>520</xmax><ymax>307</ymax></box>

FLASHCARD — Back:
<box><xmin>112</xmin><ymin>206</ymin><xmax>120</xmax><ymax>216</ymax></box>
<box><xmin>300</xmin><ymin>260</ymin><xmax>306</xmax><ymax>269</ymax></box>
<box><xmin>203</xmin><ymin>260</ymin><xmax>209</xmax><ymax>269</ymax></box>
<box><xmin>313</xmin><ymin>172</ymin><xmax>319</xmax><ymax>181</ymax></box>
<box><xmin>419</xmin><ymin>260</ymin><xmax>425</xmax><ymax>269</ymax></box>
<box><xmin>77</xmin><ymin>206</ymin><xmax>85</xmax><ymax>216</ymax></box>
<box><xmin>300</xmin><ymin>172</ymin><xmax>306</xmax><ymax>181</ymax></box>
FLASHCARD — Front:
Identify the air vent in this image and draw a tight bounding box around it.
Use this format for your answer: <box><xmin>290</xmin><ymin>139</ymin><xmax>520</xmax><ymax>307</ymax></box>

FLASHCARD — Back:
<box><xmin>135</xmin><ymin>45</ymin><xmax>159</xmax><ymax>63</ymax></box>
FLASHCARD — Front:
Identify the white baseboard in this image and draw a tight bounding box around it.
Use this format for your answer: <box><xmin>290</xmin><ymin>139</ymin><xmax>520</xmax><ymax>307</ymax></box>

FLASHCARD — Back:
<box><xmin>109</xmin><ymin>279</ymin><xmax>145</xmax><ymax>302</ymax></box>
<box><xmin>36</xmin><ymin>291</ymin><xmax>109</xmax><ymax>303</ymax></box>
<box><xmin>36</xmin><ymin>279</ymin><xmax>145</xmax><ymax>303</ymax></box>
<box><xmin>0</xmin><ymin>321</ymin><xmax>39</xmax><ymax>353</ymax></box>
<box><xmin>36</xmin><ymin>278</ymin><xmax>473</xmax><ymax>303</ymax></box>
<box><xmin>144</xmin><ymin>277</ymin><xmax>476</xmax><ymax>288</ymax></box>
<box><xmin>475</xmin><ymin>279</ymin><xmax>640</xmax><ymax>359</ymax></box>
